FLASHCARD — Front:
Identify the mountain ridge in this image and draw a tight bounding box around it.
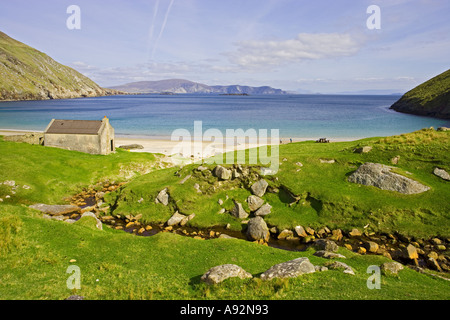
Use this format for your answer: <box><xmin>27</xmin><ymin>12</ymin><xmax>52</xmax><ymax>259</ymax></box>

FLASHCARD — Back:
<box><xmin>108</xmin><ymin>79</ymin><xmax>287</xmax><ymax>95</ymax></box>
<box><xmin>0</xmin><ymin>31</ymin><xmax>123</xmax><ymax>101</ymax></box>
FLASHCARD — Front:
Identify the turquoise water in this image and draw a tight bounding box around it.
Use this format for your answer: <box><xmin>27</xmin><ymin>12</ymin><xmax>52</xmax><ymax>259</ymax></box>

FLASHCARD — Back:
<box><xmin>0</xmin><ymin>94</ymin><xmax>448</xmax><ymax>139</ymax></box>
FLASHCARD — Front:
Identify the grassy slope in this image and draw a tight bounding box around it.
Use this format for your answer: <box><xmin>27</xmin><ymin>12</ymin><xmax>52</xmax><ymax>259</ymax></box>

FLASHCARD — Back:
<box><xmin>0</xmin><ymin>137</ymin><xmax>158</xmax><ymax>204</ymax></box>
<box><xmin>390</xmin><ymin>69</ymin><xmax>450</xmax><ymax>119</ymax></box>
<box><xmin>110</xmin><ymin>128</ymin><xmax>450</xmax><ymax>239</ymax></box>
<box><xmin>0</xmin><ymin>131</ymin><xmax>449</xmax><ymax>300</ymax></box>
<box><xmin>0</xmin><ymin>31</ymin><xmax>115</xmax><ymax>101</ymax></box>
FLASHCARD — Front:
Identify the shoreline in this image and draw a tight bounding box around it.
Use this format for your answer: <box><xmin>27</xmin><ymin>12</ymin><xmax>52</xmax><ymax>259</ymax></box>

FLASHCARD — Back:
<box><xmin>0</xmin><ymin>128</ymin><xmax>362</xmax><ymax>158</ymax></box>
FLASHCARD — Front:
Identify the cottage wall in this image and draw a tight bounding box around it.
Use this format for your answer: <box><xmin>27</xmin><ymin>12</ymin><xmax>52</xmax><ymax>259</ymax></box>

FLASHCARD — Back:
<box><xmin>44</xmin><ymin>133</ymin><xmax>102</xmax><ymax>154</ymax></box>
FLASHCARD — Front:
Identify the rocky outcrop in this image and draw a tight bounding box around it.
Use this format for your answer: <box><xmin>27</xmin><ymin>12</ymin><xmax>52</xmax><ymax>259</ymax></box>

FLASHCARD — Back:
<box><xmin>348</xmin><ymin>162</ymin><xmax>430</xmax><ymax>194</ymax></box>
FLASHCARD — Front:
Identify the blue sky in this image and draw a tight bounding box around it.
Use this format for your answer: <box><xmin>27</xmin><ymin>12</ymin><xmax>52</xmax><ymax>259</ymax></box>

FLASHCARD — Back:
<box><xmin>0</xmin><ymin>0</ymin><xmax>449</xmax><ymax>93</ymax></box>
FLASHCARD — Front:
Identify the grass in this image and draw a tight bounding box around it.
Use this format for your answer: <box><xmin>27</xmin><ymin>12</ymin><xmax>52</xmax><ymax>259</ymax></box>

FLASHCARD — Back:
<box><xmin>107</xmin><ymin>128</ymin><xmax>450</xmax><ymax>238</ymax></box>
<box><xmin>0</xmin><ymin>204</ymin><xmax>448</xmax><ymax>300</ymax></box>
<box><xmin>0</xmin><ymin>129</ymin><xmax>449</xmax><ymax>300</ymax></box>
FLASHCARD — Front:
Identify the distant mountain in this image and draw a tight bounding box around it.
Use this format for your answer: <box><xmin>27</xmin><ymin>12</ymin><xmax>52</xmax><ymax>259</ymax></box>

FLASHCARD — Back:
<box><xmin>109</xmin><ymin>79</ymin><xmax>287</xmax><ymax>95</ymax></box>
<box><xmin>0</xmin><ymin>31</ymin><xmax>122</xmax><ymax>101</ymax></box>
<box><xmin>390</xmin><ymin>69</ymin><xmax>450</xmax><ymax>119</ymax></box>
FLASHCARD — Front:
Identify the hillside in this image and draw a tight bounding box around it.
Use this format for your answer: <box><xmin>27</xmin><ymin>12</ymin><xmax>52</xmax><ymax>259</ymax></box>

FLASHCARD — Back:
<box><xmin>109</xmin><ymin>79</ymin><xmax>287</xmax><ymax>95</ymax></box>
<box><xmin>0</xmin><ymin>31</ymin><xmax>122</xmax><ymax>101</ymax></box>
<box><xmin>390</xmin><ymin>69</ymin><xmax>450</xmax><ymax>119</ymax></box>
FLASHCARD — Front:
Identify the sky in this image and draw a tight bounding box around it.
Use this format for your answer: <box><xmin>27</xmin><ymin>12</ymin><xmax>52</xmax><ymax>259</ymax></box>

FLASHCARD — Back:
<box><xmin>0</xmin><ymin>0</ymin><xmax>449</xmax><ymax>93</ymax></box>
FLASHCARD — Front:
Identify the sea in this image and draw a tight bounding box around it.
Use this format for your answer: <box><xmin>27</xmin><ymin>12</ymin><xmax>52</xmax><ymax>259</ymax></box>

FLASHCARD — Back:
<box><xmin>0</xmin><ymin>94</ymin><xmax>448</xmax><ymax>140</ymax></box>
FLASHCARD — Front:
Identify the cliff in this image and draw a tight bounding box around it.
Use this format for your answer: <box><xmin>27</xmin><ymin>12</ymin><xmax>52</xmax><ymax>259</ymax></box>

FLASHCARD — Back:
<box><xmin>389</xmin><ymin>69</ymin><xmax>450</xmax><ymax>119</ymax></box>
<box><xmin>0</xmin><ymin>31</ymin><xmax>123</xmax><ymax>101</ymax></box>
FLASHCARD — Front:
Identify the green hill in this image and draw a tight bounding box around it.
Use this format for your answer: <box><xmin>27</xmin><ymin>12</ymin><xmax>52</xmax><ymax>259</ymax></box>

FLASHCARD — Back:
<box><xmin>390</xmin><ymin>69</ymin><xmax>450</xmax><ymax>119</ymax></box>
<box><xmin>0</xmin><ymin>31</ymin><xmax>122</xmax><ymax>101</ymax></box>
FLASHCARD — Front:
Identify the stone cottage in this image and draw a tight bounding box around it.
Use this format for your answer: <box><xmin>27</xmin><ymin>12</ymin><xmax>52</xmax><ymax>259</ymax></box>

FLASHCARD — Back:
<box><xmin>43</xmin><ymin>116</ymin><xmax>115</xmax><ymax>155</ymax></box>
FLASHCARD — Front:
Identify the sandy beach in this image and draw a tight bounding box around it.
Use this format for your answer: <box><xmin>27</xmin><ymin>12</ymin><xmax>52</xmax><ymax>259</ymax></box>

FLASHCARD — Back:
<box><xmin>0</xmin><ymin>129</ymin><xmax>360</xmax><ymax>160</ymax></box>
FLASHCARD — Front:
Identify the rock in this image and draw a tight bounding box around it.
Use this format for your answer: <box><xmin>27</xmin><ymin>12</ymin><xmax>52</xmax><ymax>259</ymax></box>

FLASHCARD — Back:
<box><xmin>29</xmin><ymin>204</ymin><xmax>80</xmax><ymax>216</ymax></box>
<box><xmin>260</xmin><ymin>167</ymin><xmax>276</xmax><ymax>176</ymax></box>
<box><xmin>315</xmin><ymin>266</ymin><xmax>329</xmax><ymax>272</ymax></box>
<box><xmin>218</xmin><ymin>199</ymin><xmax>224</xmax><ymax>206</ymax></box>
<box><xmin>358</xmin><ymin>247</ymin><xmax>367</xmax><ymax>254</ymax></box>
<box><xmin>325</xmin><ymin>261</ymin><xmax>355</xmax><ymax>275</ymax></box>
<box><xmin>201</xmin><ymin>264</ymin><xmax>252</xmax><ymax>285</ymax></box>
<box><xmin>230</xmin><ymin>201</ymin><xmax>249</xmax><ymax>219</ymax></box>
<box><xmin>247</xmin><ymin>195</ymin><xmax>264</xmax><ymax>211</ymax></box>
<box><xmin>3</xmin><ymin>180</ymin><xmax>16</xmax><ymax>187</ymax></box>
<box><xmin>313</xmin><ymin>239</ymin><xmax>339</xmax><ymax>253</ymax></box>
<box><xmin>80</xmin><ymin>212</ymin><xmax>103</xmax><ymax>230</ymax></box>
<box><xmin>260</xmin><ymin>257</ymin><xmax>315</xmax><ymax>280</ymax></box>
<box><xmin>197</xmin><ymin>165</ymin><xmax>208</xmax><ymax>171</ymax></box>
<box><xmin>193</xmin><ymin>183</ymin><xmax>201</xmax><ymax>193</ymax></box>
<box><xmin>180</xmin><ymin>213</ymin><xmax>195</xmax><ymax>226</ymax></box>
<box><xmin>437</xmin><ymin>127</ymin><xmax>450</xmax><ymax>131</ymax></box>
<box><xmin>320</xmin><ymin>159</ymin><xmax>335</xmax><ymax>164</ymax></box>
<box><xmin>246</xmin><ymin>216</ymin><xmax>270</xmax><ymax>242</ymax></box>
<box><xmin>254</xmin><ymin>203</ymin><xmax>272</xmax><ymax>217</ymax></box>
<box><xmin>354</xmin><ymin>146</ymin><xmax>372</xmax><ymax>153</ymax></box>
<box><xmin>213</xmin><ymin>165</ymin><xmax>232</xmax><ymax>180</ymax></box>
<box><xmin>381</xmin><ymin>261</ymin><xmax>404</xmax><ymax>275</ymax></box>
<box><xmin>180</xmin><ymin>175</ymin><xmax>191</xmax><ymax>184</ymax></box>
<box><xmin>349</xmin><ymin>228</ymin><xmax>362</xmax><ymax>237</ymax></box>
<box><xmin>405</xmin><ymin>244</ymin><xmax>419</xmax><ymax>260</ymax></box>
<box><xmin>313</xmin><ymin>251</ymin><xmax>346</xmax><ymax>259</ymax></box>
<box><xmin>391</xmin><ymin>156</ymin><xmax>400</xmax><ymax>165</ymax></box>
<box><xmin>433</xmin><ymin>167</ymin><xmax>450</xmax><ymax>181</ymax></box>
<box><xmin>118</xmin><ymin>144</ymin><xmax>144</xmax><ymax>150</ymax></box>
<box><xmin>364</xmin><ymin>241</ymin><xmax>379</xmax><ymax>253</ymax></box>
<box><xmin>431</xmin><ymin>238</ymin><xmax>442</xmax><ymax>245</ymax></box>
<box><xmin>294</xmin><ymin>225</ymin><xmax>307</xmax><ymax>238</ymax></box>
<box><xmin>427</xmin><ymin>258</ymin><xmax>443</xmax><ymax>272</ymax></box>
<box><xmin>218</xmin><ymin>234</ymin><xmax>237</xmax><ymax>239</ymax></box>
<box><xmin>348</xmin><ymin>162</ymin><xmax>430</xmax><ymax>194</ymax></box>
<box><xmin>155</xmin><ymin>188</ymin><xmax>169</xmax><ymax>206</ymax></box>
<box><xmin>278</xmin><ymin>229</ymin><xmax>294</xmax><ymax>240</ymax></box>
<box><xmin>167</xmin><ymin>211</ymin><xmax>187</xmax><ymax>226</ymax></box>
<box><xmin>330</xmin><ymin>229</ymin><xmax>343</xmax><ymax>241</ymax></box>
<box><xmin>250</xmin><ymin>179</ymin><xmax>269</xmax><ymax>197</ymax></box>
<box><xmin>306</xmin><ymin>227</ymin><xmax>315</xmax><ymax>235</ymax></box>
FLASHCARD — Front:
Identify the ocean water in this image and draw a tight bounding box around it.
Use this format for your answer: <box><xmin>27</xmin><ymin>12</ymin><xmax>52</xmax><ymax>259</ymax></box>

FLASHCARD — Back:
<box><xmin>0</xmin><ymin>94</ymin><xmax>448</xmax><ymax>140</ymax></box>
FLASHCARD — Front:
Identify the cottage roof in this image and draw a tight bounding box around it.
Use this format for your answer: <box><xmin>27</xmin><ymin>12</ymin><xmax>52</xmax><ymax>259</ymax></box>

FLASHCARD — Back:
<box><xmin>45</xmin><ymin>120</ymin><xmax>103</xmax><ymax>135</ymax></box>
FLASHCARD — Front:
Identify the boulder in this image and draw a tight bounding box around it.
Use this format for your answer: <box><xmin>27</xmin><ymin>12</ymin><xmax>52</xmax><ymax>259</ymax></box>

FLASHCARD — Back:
<box><xmin>294</xmin><ymin>225</ymin><xmax>307</xmax><ymax>238</ymax></box>
<box><xmin>230</xmin><ymin>201</ymin><xmax>249</xmax><ymax>219</ymax></box>
<box><xmin>29</xmin><ymin>204</ymin><xmax>80</xmax><ymax>216</ymax></box>
<box><xmin>254</xmin><ymin>203</ymin><xmax>272</xmax><ymax>217</ymax></box>
<box><xmin>277</xmin><ymin>229</ymin><xmax>294</xmax><ymax>240</ymax></box>
<box><xmin>250</xmin><ymin>179</ymin><xmax>269</xmax><ymax>197</ymax></box>
<box><xmin>246</xmin><ymin>216</ymin><xmax>270</xmax><ymax>242</ymax></box>
<box><xmin>260</xmin><ymin>257</ymin><xmax>315</xmax><ymax>280</ymax></box>
<box><xmin>313</xmin><ymin>239</ymin><xmax>339</xmax><ymax>253</ymax></box>
<box><xmin>433</xmin><ymin>167</ymin><xmax>450</xmax><ymax>181</ymax></box>
<box><xmin>247</xmin><ymin>195</ymin><xmax>264</xmax><ymax>211</ymax></box>
<box><xmin>404</xmin><ymin>244</ymin><xmax>419</xmax><ymax>260</ymax></box>
<box><xmin>348</xmin><ymin>162</ymin><xmax>430</xmax><ymax>194</ymax></box>
<box><xmin>354</xmin><ymin>146</ymin><xmax>372</xmax><ymax>153</ymax></box>
<box><xmin>167</xmin><ymin>211</ymin><xmax>187</xmax><ymax>226</ymax></box>
<box><xmin>201</xmin><ymin>264</ymin><xmax>252</xmax><ymax>285</ymax></box>
<box><xmin>80</xmin><ymin>212</ymin><xmax>103</xmax><ymax>230</ymax></box>
<box><xmin>381</xmin><ymin>261</ymin><xmax>404</xmax><ymax>275</ymax></box>
<box><xmin>155</xmin><ymin>188</ymin><xmax>169</xmax><ymax>206</ymax></box>
<box><xmin>364</xmin><ymin>241</ymin><xmax>379</xmax><ymax>253</ymax></box>
<box><xmin>325</xmin><ymin>261</ymin><xmax>355</xmax><ymax>275</ymax></box>
<box><xmin>213</xmin><ymin>165</ymin><xmax>232</xmax><ymax>180</ymax></box>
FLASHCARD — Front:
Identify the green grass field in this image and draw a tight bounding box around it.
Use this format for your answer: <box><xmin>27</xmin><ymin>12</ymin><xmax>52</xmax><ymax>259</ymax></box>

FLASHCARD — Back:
<box><xmin>0</xmin><ymin>130</ymin><xmax>449</xmax><ymax>300</ymax></box>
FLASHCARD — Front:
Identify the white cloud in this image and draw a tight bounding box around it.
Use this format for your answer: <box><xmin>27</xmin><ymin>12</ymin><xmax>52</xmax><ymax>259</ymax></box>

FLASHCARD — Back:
<box><xmin>226</xmin><ymin>33</ymin><xmax>365</xmax><ymax>69</ymax></box>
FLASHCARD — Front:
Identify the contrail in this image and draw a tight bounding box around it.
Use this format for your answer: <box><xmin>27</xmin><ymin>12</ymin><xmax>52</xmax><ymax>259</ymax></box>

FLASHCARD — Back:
<box><xmin>150</xmin><ymin>0</ymin><xmax>175</xmax><ymax>61</ymax></box>
<box><xmin>147</xmin><ymin>0</ymin><xmax>160</xmax><ymax>64</ymax></box>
